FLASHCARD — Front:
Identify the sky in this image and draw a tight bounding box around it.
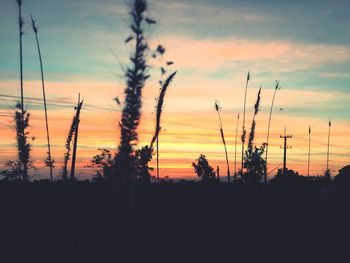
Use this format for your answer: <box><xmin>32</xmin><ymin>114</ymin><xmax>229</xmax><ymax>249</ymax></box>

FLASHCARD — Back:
<box><xmin>0</xmin><ymin>0</ymin><xmax>349</xmax><ymax>180</ymax></box>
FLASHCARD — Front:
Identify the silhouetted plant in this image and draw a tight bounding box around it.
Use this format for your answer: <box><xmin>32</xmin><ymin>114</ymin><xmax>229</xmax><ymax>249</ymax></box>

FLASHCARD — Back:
<box><xmin>150</xmin><ymin>72</ymin><xmax>177</xmax><ymax>148</ymax></box>
<box><xmin>15</xmin><ymin>103</ymin><xmax>31</xmax><ymax>180</ymax></box>
<box><xmin>334</xmin><ymin>165</ymin><xmax>350</xmax><ymax>184</ymax></box>
<box><xmin>62</xmin><ymin>100</ymin><xmax>83</xmax><ymax>180</ymax></box>
<box><xmin>31</xmin><ymin>16</ymin><xmax>54</xmax><ymax>181</ymax></box>
<box><xmin>15</xmin><ymin>0</ymin><xmax>31</xmax><ymax>180</ymax></box>
<box><xmin>270</xmin><ymin>168</ymin><xmax>304</xmax><ymax>184</ymax></box>
<box><xmin>87</xmin><ymin>149</ymin><xmax>115</xmax><ymax>180</ymax></box>
<box><xmin>149</xmin><ymin>71</ymin><xmax>176</xmax><ymax>181</ymax></box>
<box><xmin>241</xmin><ymin>71</ymin><xmax>250</xmax><ymax>171</ymax></box>
<box><xmin>265</xmin><ymin>81</ymin><xmax>280</xmax><ymax>184</ymax></box>
<box><xmin>70</xmin><ymin>98</ymin><xmax>83</xmax><ymax>180</ymax></box>
<box><xmin>0</xmin><ymin>160</ymin><xmax>22</xmax><ymax>182</ymax></box>
<box><xmin>116</xmin><ymin>0</ymin><xmax>154</xmax><ymax>180</ymax></box>
<box><xmin>62</xmin><ymin>114</ymin><xmax>76</xmax><ymax>180</ymax></box>
<box><xmin>192</xmin><ymin>154</ymin><xmax>217</xmax><ymax>182</ymax></box>
<box><xmin>134</xmin><ymin>145</ymin><xmax>153</xmax><ymax>183</ymax></box>
<box><xmin>241</xmin><ymin>87</ymin><xmax>265</xmax><ymax>183</ymax></box>
<box><xmin>215</xmin><ymin>101</ymin><xmax>231</xmax><ymax>182</ymax></box>
<box><xmin>242</xmin><ymin>145</ymin><xmax>266</xmax><ymax>184</ymax></box>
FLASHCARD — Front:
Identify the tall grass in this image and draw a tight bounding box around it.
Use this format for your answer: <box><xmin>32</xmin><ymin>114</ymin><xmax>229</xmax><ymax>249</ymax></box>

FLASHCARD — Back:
<box><xmin>70</xmin><ymin>96</ymin><xmax>83</xmax><ymax>180</ymax></box>
<box><xmin>307</xmin><ymin>125</ymin><xmax>311</xmax><ymax>176</ymax></box>
<box><xmin>234</xmin><ymin>113</ymin><xmax>240</xmax><ymax>181</ymax></box>
<box><xmin>215</xmin><ymin>101</ymin><xmax>231</xmax><ymax>182</ymax></box>
<box><xmin>241</xmin><ymin>71</ymin><xmax>250</xmax><ymax>172</ymax></box>
<box><xmin>326</xmin><ymin>119</ymin><xmax>331</xmax><ymax>178</ymax></box>
<box><xmin>62</xmin><ymin>98</ymin><xmax>83</xmax><ymax>180</ymax></box>
<box><xmin>150</xmin><ymin>72</ymin><xmax>177</xmax><ymax>148</ymax></box>
<box><xmin>31</xmin><ymin>16</ymin><xmax>54</xmax><ymax>181</ymax></box>
<box><xmin>247</xmin><ymin>87</ymin><xmax>261</xmax><ymax>154</ymax></box>
<box><xmin>15</xmin><ymin>0</ymin><xmax>30</xmax><ymax>180</ymax></box>
<box><xmin>264</xmin><ymin>81</ymin><xmax>280</xmax><ymax>183</ymax></box>
<box><xmin>242</xmin><ymin>87</ymin><xmax>265</xmax><ymax>183</ymax></box>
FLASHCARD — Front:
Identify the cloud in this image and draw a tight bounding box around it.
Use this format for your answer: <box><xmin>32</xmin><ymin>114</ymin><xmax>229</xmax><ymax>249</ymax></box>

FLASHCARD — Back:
<box><xmin>160</xmin><ymin>35</ymin><xmax>350</xmax><ymax>73</ymax></box>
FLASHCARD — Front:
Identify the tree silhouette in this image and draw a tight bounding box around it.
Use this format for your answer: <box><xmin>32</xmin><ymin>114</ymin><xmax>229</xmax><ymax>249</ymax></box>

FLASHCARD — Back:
<box><xmin>192</xmin><ymin>154</ymin><xmax>217</xmax><ymax>182</ymax></box>
<box><xmin>87</xmin><ymin>149</ymin><xmax>114</xmax><ymax>180</ymax></box>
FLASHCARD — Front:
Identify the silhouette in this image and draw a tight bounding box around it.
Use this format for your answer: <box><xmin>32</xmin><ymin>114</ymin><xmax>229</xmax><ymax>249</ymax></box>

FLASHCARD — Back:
<box><xmin>265</xmin><ymin>80</ymin><xmax>280</xmax><ymax>184</ymax></box>
<box><xmin>87</xmin><ymin>148</ymin><xmax>114</xmax><ymax>180</ymax></box>
<box><xmin>31</xmin><ymin>16</ymin><xmax>54</xmax><ymax>181</ymax></box>
<box><xmin>280</xmin><ymin>128</ymin><xmax>293</xmax><ymax>174</ymax></box>
<box><xmin>241</xmin><ymin>71</ymin><xmax>250</xmax><ymax>171</ymax></box>
<box><xmin>307</xmin><ymin>125</ymin><xmax>311</xmax><ymax>176</ymax></box>
<box><xmin>62</xmin><ymin>96</ymin><xmax>83</xmax><ymax>180</ymax></box>
<box><xmin>234</xmin><ymin>113</ymin><xmax>240</xmax><ymax>181</ymax></box>
<box><xmin>215</xmin><ymin>101</ymin><xmax>231</xmax><ymax>182</ymax></box>
<box><xmin>116</xmin><ymin>0</ymin><xmax>154</xmax><ymax>181</ymax></box>
<box><xmin>15</xmin><ymin>103</ymin><xmax>31</xmax><ymax>180</ymax></box>
<box><xmin>326</xmin><ymin>118</ymin><xmax>332</xmax><ymax>178</ymax></box>
<box><xmin>241</xmin><ymin>87</ymin><xmax>266</xmax><ymax>183</ymax></box>
<box><xmin>334</xmin><ymin>165</ymin><xmax>350</xmax><ymax>184</ymax></box>
<box><xmin>70</xmin><ymin>95</ymin><xmax>83</xmax><ymax>180</ymax></box>
<box><xmin>151</xmin><ymin>72</ymin><xmax>177</xmax><ymax>181</ymax></box>
<box><xmin>15</xmin><ymin>0</ymin><xmax>31</xmax><ymax>180</ymax></box>
<box><xmin>192</xmin><ymin>154</ymin><xmax>217</xmax><ymax>182</ymax></box>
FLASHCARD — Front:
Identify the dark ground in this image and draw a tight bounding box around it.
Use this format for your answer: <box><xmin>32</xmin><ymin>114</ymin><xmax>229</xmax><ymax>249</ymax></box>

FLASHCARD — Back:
<box><xmin>0</xmin><ymin>181</ymin><xmax>349</xmax><ymax>263</ymax></box>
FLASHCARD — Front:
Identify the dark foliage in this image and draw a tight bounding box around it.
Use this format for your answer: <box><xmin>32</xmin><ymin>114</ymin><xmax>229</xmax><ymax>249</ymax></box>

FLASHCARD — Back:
<box><xmin>334</xmin><ymin>165</ymin><xmax>350</xmax><ymax>184</ymax></box>
<box><xmin>15</xmin><ymin>103</ymin><xmax>31</xmax><ymax>180</ymax></box>
<box><xmin>134</xmin><ymin>145</ymin><xmax>153</xmax><ymax>183</ymax></box>
<box><xmin>0</xmin><ymin>160</ymin><xmax>22</xmax><ymax>181</ymax></box>
<box><xmin>192</xmin><ymin>154</ymin><xmax>217</xmax><ymax>182</ymax></box>
<box><xmin>87</xmin><ymin>149</ymin><xmax>115</xmax><ymax>180</ymax></box>
<box><xmin>242</xmin><ymin>145</ymin><xmax>266</xmax><ymax>184</ymax></box>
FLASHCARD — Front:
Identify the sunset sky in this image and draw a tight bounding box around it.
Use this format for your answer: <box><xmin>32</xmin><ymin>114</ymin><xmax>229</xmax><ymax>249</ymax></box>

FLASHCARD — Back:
<box><xmin>0</xmin><ymin>0</ymin><xmax>349</xmax><ymax>180</ymax></box>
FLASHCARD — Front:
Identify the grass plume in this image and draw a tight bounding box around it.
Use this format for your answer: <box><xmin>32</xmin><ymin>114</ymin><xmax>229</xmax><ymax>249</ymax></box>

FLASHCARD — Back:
<box><xmin>150</xmin><ymin>71</ymin><xmax>177</xmax><ymax>148</ymax></box>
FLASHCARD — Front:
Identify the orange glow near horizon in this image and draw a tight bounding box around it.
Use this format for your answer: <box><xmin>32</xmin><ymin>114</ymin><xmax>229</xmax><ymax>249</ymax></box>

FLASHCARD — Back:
<box><xmin>0</xmin><ymin>78</ymin><xmax>349</xmax><ymax>181</ymax></box>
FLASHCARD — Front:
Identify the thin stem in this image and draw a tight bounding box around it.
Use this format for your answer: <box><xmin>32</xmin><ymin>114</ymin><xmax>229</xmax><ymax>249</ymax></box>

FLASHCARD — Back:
<box><xmin>326</xmin><ymin>120</ymin><xmax>331</xmax><ymax>172</ymax></box>
<box><xmin>241</xmin><ymin>72</ymin><xmax>249</xmax><ymax>172</ymax></box>
<box><xmin>33</xmin><ymin>25</ymin><xmax>53</xmax><ymax>181</ymax></box>
<box><xmin>307</xmin><ymin>128</ymin><xmax>311</xmax><ymax>176</ymax></box>
<box><xmin>234</xmin><ymin>113</ymin><xmax>239</xmax><ymax>181</ymax></box>
<box><xmin>265</xmin><ymin>82</ymin><xmax>279</xmax><ymax>183</ymax></box>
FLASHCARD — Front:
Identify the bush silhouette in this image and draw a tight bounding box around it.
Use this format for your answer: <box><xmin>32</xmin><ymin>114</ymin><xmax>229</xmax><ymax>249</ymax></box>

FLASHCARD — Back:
<box><xmin>192</xmin><ymin>154</ymin><xmax>217</xmax><ymax>182</ymax></box>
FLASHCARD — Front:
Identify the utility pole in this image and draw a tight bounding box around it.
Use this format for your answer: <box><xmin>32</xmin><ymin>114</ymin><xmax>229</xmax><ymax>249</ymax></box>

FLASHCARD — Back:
<box><xmin>70</xmin><ymin>93</ymin><xmax>83</xmax><ymax>180</ymax></box>
<box><xmin>280</xmin><ymin>127</ymin><xmax>292</xmax><ymax>174</ymax></box>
